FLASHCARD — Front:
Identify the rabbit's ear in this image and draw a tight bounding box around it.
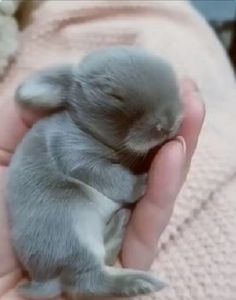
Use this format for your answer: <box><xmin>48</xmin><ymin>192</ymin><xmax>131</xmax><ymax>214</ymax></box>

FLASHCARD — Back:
<box><xmin>15</xmin><ymin>65</ymin><xmax>73</xmax><ymax>110</ymax></box>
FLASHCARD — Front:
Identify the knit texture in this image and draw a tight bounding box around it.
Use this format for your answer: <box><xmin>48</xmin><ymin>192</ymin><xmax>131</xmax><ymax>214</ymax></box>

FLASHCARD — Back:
<box><xmin>0</xmin><ymin>1</ymin><xmax>235</xmax><ymax>299</ymax></box>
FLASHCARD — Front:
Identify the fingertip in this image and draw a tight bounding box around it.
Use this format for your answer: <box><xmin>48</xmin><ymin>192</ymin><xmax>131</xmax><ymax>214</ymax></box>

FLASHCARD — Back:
<box><xmin>181</xmin><ymin>78</ymin><xmax>199</xmax><ymax>95</ymax></box>
<box><xmin>175</xmin><ymin>136</ymin><xmax>186</xmax><ymax>155</ymax></box>
<box><xmin>181</xmin><ymin>78</ymin><xmax>205</xmax><ymax>120</ymax></box>
<box><xmin>184</xmin><ymin>89</ymin><xmax>205</xmax><ymax>132</ymax></box>
<box><xmin>147</xmin><ymin>139</ymin><xmax>186</xmax><ymax>206</ymax></box>
<box><xmin>178</xmin><ymin>78</ymin><xmax>205</xmax><ymax>160</ymax></box>
<box><xmin>181</xmin><ymin>78</ymin><xmax>205</xmax><ymax>119</ymax></box>
<box><xmin>150</xmin><ymin>138</ymin><xmax>186</xmax><ymax>170</ymax></box>
<box><xmin>198</xmin><ymin>97</ymin><xmax>206</xmax><ymax>125</ymax></box>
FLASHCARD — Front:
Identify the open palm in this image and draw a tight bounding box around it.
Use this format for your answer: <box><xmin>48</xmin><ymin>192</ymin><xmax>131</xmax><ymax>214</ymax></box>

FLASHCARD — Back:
<box><xmin>0</xmin><ymin>79</ymin><xmax>204</xmax><ymax>299</ymax></box>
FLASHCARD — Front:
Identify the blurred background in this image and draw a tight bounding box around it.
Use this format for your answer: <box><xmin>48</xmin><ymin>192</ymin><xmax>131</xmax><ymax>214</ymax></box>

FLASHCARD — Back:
<box><xmin>191</xmin><ymin>0</ymin><xmax>236</xmax><ymax>69</ymax></box>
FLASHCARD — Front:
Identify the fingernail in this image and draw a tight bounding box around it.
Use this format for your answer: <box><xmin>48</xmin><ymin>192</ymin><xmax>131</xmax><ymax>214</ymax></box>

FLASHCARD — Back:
<box><xmin>190</xmin><ymin>79</ymin><xmax>199</xmax><ymax>92</ymax></box>
<box><xmin>176</xmin><ymin>136</ymin><xmax>186</xmax><ymax>155</ymax></box>
<box><xmin>182</xmin><ymin>78</ymin><xmax>199</xmax><ymax>93</ymax></box>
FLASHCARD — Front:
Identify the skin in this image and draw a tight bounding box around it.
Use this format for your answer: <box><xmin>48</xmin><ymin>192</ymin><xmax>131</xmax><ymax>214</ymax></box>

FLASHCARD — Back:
<box><xmin>0</xmin><ymin>78</ymin><xmax>204</xmax><ymax>299</ymax></box>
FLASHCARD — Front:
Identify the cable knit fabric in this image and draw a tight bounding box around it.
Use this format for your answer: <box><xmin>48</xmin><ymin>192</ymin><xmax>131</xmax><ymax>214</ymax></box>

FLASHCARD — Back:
<box><xmin>0</xmin><ymin>0</ymin><xmax>22</xmax><ymax>77</ymax></box>
<box><xmin>0</xmin><ymin>1</ymin><xmax>235</xmax><ymax>299</ymax></box>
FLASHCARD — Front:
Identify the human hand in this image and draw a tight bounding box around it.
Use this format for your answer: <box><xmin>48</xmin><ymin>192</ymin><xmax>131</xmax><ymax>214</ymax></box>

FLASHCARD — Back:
<box><xmin>0</xmin><ymin>79</ymin><xmax>205</xmax><ymax>299</ymax></box>
<box><xmin>121</xmin><ymin>79</ymin><xmax>205</xmax><ymax>269</ymax></box>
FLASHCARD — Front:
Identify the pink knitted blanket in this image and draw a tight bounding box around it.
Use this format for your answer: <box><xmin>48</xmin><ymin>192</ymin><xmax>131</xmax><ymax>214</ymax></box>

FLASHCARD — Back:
<box><xmin>0</xmin><ymin>1</ymin><xmax>235</xmax><ymax>299</ymax></box>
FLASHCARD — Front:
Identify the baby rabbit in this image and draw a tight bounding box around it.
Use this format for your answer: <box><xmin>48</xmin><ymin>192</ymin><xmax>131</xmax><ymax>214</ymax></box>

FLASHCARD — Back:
<box><xmin>7</xmin><ymin>46</ymin><xmax>183</xmax><ymax>299</ymax></box>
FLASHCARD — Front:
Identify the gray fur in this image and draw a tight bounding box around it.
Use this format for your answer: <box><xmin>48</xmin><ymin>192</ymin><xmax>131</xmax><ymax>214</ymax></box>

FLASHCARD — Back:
<box><xmin>104</xmin><ymin>208</ymin><xmax>131</xmax><ymax>266</ymax></box>
<box><xmin>8</xmin><ymin>46</ymin><xmax>182</xmax><ymax>299</ymax></box>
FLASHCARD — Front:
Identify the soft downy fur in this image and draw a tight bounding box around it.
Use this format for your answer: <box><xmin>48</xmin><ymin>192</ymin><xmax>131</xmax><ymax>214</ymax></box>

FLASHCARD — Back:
<box><xmin>7</xmin><ymin>46</ymin><xmax>183</xmax><ymax>299</ymax></box>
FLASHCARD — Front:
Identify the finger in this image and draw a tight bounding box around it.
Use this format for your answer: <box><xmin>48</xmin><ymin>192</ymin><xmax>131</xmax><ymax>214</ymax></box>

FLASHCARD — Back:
<box><xmin>121</xmin><ymin>79</ymin><xmax>205</xmax><ymax>269</ymax></box>
<box><xmin>122</xmin><ymin>137</ymin><xmax>186</xmax><ymax>269</ymax></box>
<box><xmin>179</xmin><ymin>79</ymin><xmax>205</xmax><ymax>165</ymax></box>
